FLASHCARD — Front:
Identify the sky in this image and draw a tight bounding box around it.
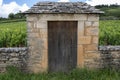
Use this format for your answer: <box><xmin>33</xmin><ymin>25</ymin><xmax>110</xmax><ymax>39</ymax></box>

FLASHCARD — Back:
<box><xmin>0</xmin><ymin>0</ymin><xmax>120</xmax><ymax>18</ymax></box>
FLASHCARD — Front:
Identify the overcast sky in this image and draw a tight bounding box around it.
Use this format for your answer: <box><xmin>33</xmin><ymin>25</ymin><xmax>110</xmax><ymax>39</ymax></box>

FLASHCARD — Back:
<box><xmin>0</xmin><ymin>0</ymin><xmax>120</xmax><ymax>18</ymax></box>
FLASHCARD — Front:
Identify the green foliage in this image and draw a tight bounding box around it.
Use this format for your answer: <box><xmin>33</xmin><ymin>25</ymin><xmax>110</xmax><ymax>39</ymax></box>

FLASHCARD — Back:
<box><xmin>99</xmin><ymin>20</ymin><xmax>120</xmax><ymax>45</ymax></box>
<box><xmin>7</xmin><ymin>11</ymin><xmax>25</xmax><ymax>20</ymax></box>
<box><xmin>95</xmin><ymin>4</ymin><xmax>120</xmax><ymax>20</ymax></box>
<box><xmin>0</xmin><ymin>20</ymin><xmax>120</xmax><ymax>47</ymax></box>
<box><xmin>0</xmin><ymin>17</ymin><xmax>7</xmax><ymax>20</ymax></box>
<box><xmin>0</xmin><ymin>21</ymin><xmax>27</xmax><ymax>47</ymax></box>
<box><xmin>0</xmin><ymin>67</ymin><xmax>120</xmax><ymax>80</ymax></box>
<box><xmin>8</xmin><ymin>13</ymin><xmax>15</xmax><ymax>19</ymax></box>
<box><xmin>105</xmin><ymin>8</ymin><xmax>120</xmax><ymax>18</ymax></box>
<box><xmin>0</xmin><ymin>19</ymin><xmax>25</xmax><ymax>24</ymax></box>
<box><xmin>14</xmin><ymin>11</ymin><xmax>26</xmax><ymax>19</ymax></box>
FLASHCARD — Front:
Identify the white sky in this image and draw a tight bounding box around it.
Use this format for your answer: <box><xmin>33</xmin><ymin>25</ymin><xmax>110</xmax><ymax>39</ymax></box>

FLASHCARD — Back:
<box><xmin>86</xmin><ymin>0</ymin><xmax>120</xmax><ymax>6</ymax></box>
<box><xmin>58</xmin><ymin>0</ymin><xmax>70</xmax><ymax>2</ymax></box>
<box><xmin>0</xmin><ymin>0</ymin><xmax>2</xmax><ymax>6</ymax></box>
<box><xmin>0</xmin><ymin>0</ymin><xmax>29</xmax><ymax>18</ymax></box>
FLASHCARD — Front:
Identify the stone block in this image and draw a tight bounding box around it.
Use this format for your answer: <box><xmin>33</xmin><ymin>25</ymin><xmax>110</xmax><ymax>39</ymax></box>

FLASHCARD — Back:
<box><xmin>84</xmin><ymin>44</ymin><xmax>98</xmax><ymax>51</ymax></box>
<box><xmin>27</xmin><ymin>14</ymin><xmax>38</xmax><ymax>21</ymax></box>
<box><xmin>39</xmin><ymin>29</ymin><xmax>47</xmax><ymax>34</ymax></box>
<box><xmin>37</xmin><ymin>21</ymin><xmax>47</xmax><ymax>28</ymax></box>
<box><xmin>111</xmin><ymin>52</ymin><xmax>120</xmax><ymax>59</ymax></box>
<box><xmin>92</xmin><ymin>21</ymin><xmax>99</xmax><ymax>27</ymax></box>
<box><xmin>27</xmin><ymin>28</ymin><xmax>40</xmax><ymax>33</ymax></box>
<box><xmin>0</xmin><ymin>58</ymin><xmax>7</xmax><ymax>61</ymax></box>
<box><xmin>27</xmin><ymin>21</ymin><xmax>34</xmax><ymax>28</ymax></box>
<box><xmin>43</xmin><ymin>39</ymin><xmax>48</xmax><ymax>50</ymax></box>
<box><xmin>39</xmin><ymin>33</ymin><xmax>48</xmax><ymax>38</ymax></box>
<box><xmin>28</xmin><ymin>32</ymin><xmax>47</xmax><ymax>38</ymax></box>
<box><xmin>28</xmin><ymin>33</ymin><xmax>39</xmax><ymax>38</ymax></box>
<box><xmin>41</xmin><ymin>50</ymin><xmax>48</xmax><ymax>72</ymax></box>
<box><xmin>85</xmin><ymin>51</ymin><xmax>100</xmax><ymax>59</ymax></box>
<box><xmin>78</xmin><ymin>36</ymin><xmax>91</xmax><ymax>44</ymax></box>
<box><xmin>87</xmin><ymin>14</ymin><xmax>99</xmax><ymax>21</ymax></box>
<box><xmin>28</xmin><ymin>38</ymin><xmax>47</xmax><ymax>50</ymax></box>
<box><xmin>39</xmin><ymin>14</ymin><xmax>87</xmax><ymax>20</ymax></box>
<box><xmin>77</xmin><ymin>45</ymin><xmax>84</xmax><ymax>68</ymax></box>
<box><xmin>85</xmin><ymin>27</ymin><xmax>98</xmax><ymax>36</ymax></box>
<box><xmin>27</xmin><ymin>40</ymin><xmax>34</xmax><ymax>47</ymax></box>
<box><xmin>74</xmin><ymin>14</ymin><xmax>87</xmax><ymax>20</ymax></box>
<box><xmin>92</xmin><ymin>36</ymin><xmax>98</xmax><ymax>44</ymax></box>
<box><xmin>9</xmin><ymin>58</ymin><xmax>19</xmax><ymax>61</ymax></box>
<box><xmin>84</xmin><ymin>61</ymin><xmax>101</xmax><ymax>69</ymax></box>
<box><xmin>10</xmin><ymin>53</ymin><xmax>19</xmax><ymax>57</ymax></box>
<box><xmin>85</xmin><ymin>21</ymin><xmax>92</xmax><ymax>27</ymax></box>
<box><xmin>28</xmin><ymin>57</ymin><xmax>47</xmax><ymax>73</ymax></box>
<box><xmin>29</xmin><ymin>65</ymin><xmax>41</xmax><ymax>73</ymax></box>
<box><xmin>0</xmin><ymin>64</ymin><xmax>7</xmax><ymax>67</ymax></box>
<box><xmin>78</xmin><ymin>21</ymin><xmax>84</xmax><ymax>36</ymax></box>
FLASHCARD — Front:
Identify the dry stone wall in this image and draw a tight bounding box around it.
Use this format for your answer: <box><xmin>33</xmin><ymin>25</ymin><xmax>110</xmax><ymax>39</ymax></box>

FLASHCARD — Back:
<box><xmin>0</xmin><ymin>46</ymin><xmax>120</xmax><ymax>73</ymax></box>
<box><xmin>99</xmin><ymin>46</ymin><xmax>120</xmax><ymax>69</ymax></box>
<box><xmin>0</xmin><ymin>48</ymin><xmax>27</xmax><ymax>73</ymax></box>
<box><xmin>84</xmin><ymin>46</ymin><xmax>120</xmax><ymax>69</ymax></box>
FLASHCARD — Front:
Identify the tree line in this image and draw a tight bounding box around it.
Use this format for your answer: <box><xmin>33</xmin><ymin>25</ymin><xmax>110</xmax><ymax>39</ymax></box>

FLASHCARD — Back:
<box><xmin>0</xmin><ymin>11</ymin><xmax>25</xmax><ymax>20</ymax></box>
<box><xmin>95</xmin><ymin>4</ymin><xmax>120</xmax><ymax>8</ymax></box>
<box><xmin>95</xmin><ymin>4</ymin><xmax>120</xmax><ymax>20</ymax></box>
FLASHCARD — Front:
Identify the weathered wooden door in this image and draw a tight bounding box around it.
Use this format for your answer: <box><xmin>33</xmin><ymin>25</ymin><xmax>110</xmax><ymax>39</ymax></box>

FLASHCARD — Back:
<box><xmin>48</xmin><ymin>21</ymin><xmax>77</xmax><ymax>72</ymax></box>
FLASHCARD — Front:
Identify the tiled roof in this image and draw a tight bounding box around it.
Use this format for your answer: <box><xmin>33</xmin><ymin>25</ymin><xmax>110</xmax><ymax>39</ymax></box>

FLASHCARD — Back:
<box><xmin>24</xmin><ymin>2</ymin><xmax>104</xmax><ymax>14</ymax></box>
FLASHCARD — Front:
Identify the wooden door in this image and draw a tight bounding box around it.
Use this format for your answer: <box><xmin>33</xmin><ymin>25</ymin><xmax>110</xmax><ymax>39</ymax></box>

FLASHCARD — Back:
<box><xmin>48</xmin><ymin>21</ymin><xmax>77</xmax><ymax>72</ymax></box>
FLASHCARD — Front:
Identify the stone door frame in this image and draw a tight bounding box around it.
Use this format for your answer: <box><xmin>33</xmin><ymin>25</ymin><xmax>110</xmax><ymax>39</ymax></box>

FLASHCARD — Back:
<box><xmin>27</xmin><ymin>14</ymin><xmax>99</xmax><ymax>73</ymax></box>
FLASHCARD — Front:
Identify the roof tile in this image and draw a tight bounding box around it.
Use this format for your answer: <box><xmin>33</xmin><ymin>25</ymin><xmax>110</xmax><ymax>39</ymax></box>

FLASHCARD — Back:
<box><xmin>24</xmin><ymin>2</ymin><xmax>104</xmax><ymax>14</ymax></box>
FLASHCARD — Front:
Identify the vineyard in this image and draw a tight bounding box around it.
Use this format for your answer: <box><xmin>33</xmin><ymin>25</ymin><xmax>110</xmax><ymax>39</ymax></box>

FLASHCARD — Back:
<box><xmin>0</xmin><ymin>21</ymin><xmax>27</xmax><ymax>47</ymax></box>
<box><xmin>99</xmin><ymin>20</ymin><xmax>120</xmax><ymax>45</ymax></box>
<box><xmin>0</xmin><ymin>20</ymin><xmax>120</xmax><ymax>47</ymax></box>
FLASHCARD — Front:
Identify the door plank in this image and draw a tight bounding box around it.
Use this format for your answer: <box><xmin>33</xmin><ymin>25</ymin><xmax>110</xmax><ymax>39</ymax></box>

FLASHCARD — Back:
<box><xmin>48</xmin><ymin>21</ymin><xmax>77</xmax><ymax>72</ymax></box>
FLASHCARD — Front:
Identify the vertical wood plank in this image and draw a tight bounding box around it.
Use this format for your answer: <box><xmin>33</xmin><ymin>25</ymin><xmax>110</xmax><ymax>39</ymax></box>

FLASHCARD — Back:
<box><xmin>48</xmin><ymin>21</ymin><xmax>77</xmax><ymax>72</ymax></box>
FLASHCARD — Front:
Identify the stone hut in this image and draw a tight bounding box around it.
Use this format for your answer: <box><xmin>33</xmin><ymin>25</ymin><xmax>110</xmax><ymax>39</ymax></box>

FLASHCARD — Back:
<box><xmin>24</xmin><ymin>2</ymin><xmax>103</xmax><ymax>73</ymax></box>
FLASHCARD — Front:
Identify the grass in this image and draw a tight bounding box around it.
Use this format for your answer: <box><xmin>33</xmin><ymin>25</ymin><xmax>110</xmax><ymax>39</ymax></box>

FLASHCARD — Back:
<box><xmin>0</xmin><ymin>66</ymin><xmax>120</xmax><ymax>80</ymax></box>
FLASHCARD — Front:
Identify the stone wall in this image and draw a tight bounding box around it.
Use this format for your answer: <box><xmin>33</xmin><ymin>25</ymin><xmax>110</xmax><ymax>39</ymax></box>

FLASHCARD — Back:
<box><xmin>99</xmin><ymin>46</ymin><xmax>120</xmax><ymax>69</ymax></box>
<box><xmin>84</xmin><ymin>46</ymin><xmax>120</xmax><ymax>69</ymax></box>
<box><xmin>0</xmin><ymin>48</ymin><xmax>27</xmax><ymax>73</ymax></box>
<box><xmin>0</xmin><ymin>46</ymin><xmax>120</xmax><ymax>73</ymax></box>
<box><xmin>78</xmin><ymin>14</ymin><xmax>99</xmax><ymax>68</ymax></box>
<box><xmin>26</xmin><ymin>14</ymin><xmax>99</xmax><ymax>73</ymax></box>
